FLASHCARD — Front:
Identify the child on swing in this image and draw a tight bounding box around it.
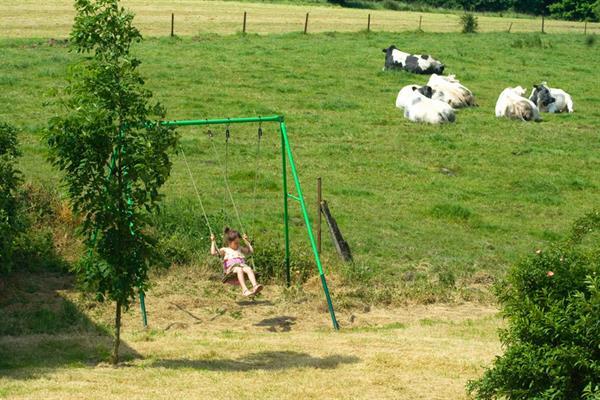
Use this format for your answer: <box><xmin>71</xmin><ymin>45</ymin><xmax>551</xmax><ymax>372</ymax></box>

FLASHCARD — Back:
<box><xmin>211</xmin><ymin>227</ymin><xmax>263</xmax><ymax>297</ymax></box>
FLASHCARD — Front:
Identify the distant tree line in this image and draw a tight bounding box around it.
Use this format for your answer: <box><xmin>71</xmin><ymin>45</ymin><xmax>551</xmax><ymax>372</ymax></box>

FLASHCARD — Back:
<box><xmin>328</xmin><ymin>0</ymin><xmax>600</xmax><ymax>21</ymax></box>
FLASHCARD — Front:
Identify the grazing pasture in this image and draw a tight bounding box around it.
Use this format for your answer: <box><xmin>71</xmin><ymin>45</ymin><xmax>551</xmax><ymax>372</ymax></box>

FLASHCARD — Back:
<box><xmin>1</xmin><ymin>31</ymin><xmax>599</xmax><ymax>296</ymax></box>
<box><xmin>1</xmin><ymin>3</ymin><xmax>599</xmax><ymax>396</ymax></box>
<box><xmin>1</xmin><ymin>0</ymin><xmax>599</xmax><ymax>38</ymax></box>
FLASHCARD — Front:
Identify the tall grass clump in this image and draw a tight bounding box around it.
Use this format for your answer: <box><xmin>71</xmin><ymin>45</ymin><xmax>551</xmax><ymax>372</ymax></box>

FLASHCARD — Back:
<box><xmin>460</xmin><ymin>13</ymin><xmax>478</xmax><ymax>33</ymax></box>
<box><xmin>511</xmin><ymin>34</ymin><xmax>552</xmax><ymax>48</ymax></box>
<box><xmin>468</xmin><ymin>211</ymin><xmax>600</xmax><ymax>399</ymax></box>
<box><xmin>585</xmin><ymin>34</ymin><xmax>596</xmax><ymax>47</ymax></box>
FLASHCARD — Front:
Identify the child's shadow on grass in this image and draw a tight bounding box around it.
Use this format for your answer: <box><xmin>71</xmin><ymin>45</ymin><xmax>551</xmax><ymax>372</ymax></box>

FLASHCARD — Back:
<box><xmin>254</xmin><ymin>315</ymin><xmax>296</xmax><ymax>332</ymax></box>
<box><xmin>151</xmin><ymin>351</ymin><xmax>359</xmax><ymax>371</ymax></box>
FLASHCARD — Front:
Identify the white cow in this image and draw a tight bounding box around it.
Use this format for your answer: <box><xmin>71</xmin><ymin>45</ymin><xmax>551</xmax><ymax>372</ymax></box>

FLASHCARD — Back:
<box><xmin>495</xmin><ymin>86</ymin><xmax>540</xmax><ymax>121</ymax></box>
<box><xmin>529</xmin><ymin>83</ymin><xmax>574</xmax><ymax>113</ymax></box>
<box><xmin>427</xmin><ymin>74</ymin><xmax>476</xmax><ymax>108</ymax></box>
<box><xmin>395</xmin><ymin>84</ymin><xmax>433</xmax><ymax>109</ymax></box>
<box><xmin>403</xmin><ymin>86</ymin><xmax>456</xmax><ymax>124</ymax></box>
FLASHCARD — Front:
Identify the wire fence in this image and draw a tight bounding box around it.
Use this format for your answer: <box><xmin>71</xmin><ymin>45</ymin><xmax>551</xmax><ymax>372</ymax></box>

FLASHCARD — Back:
<box><xmin>164</xmin><ymin>11</ymin><xmax>598</xmax><ymax>37</ymax></box>
<box><xmin>1</xmin><ymin>2</ymin><xmax>598</xmax><ymax>38</ymax></box>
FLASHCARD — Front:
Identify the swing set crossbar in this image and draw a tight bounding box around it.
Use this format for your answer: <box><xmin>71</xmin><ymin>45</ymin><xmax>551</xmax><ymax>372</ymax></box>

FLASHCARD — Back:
<box><xmin>160</xmin><ymin>114</ymin><xmax>339</xmax><ymax>330</ymax></box>
<box><xmin>162</xmin><ymin>115</ymin><xmax>283</xmax><ymax>127</ymax></box>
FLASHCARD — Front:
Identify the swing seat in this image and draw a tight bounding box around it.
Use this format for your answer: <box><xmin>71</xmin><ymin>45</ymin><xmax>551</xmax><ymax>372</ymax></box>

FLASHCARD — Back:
<box><xmin>221</xmin><ymin>262</ymin><xmax>259</xmax><ymax>286</ymax></box>
<box><xmin>221</xmin><ymin>269</ymin><xmax>240</xmax><ymax>286</ymax></box>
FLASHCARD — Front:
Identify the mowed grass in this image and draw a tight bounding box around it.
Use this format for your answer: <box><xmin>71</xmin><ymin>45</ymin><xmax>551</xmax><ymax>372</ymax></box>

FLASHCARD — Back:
<box><xmin>1</xmin><ymin>0</ymin><xmax>598</xmax><ymax>38</ymax></box>
<box><xmin>0</xmin><ymin>269</ymin><xmax>501</xmax><ymax>400</ymax></box>
<box><xmin>1</xmin><ymin>32</ymin><xmax>599</xmax><ymax>291</ymax></box>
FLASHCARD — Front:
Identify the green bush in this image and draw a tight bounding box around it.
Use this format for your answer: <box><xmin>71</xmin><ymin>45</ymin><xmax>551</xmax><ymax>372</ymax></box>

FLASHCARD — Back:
<box><xmin>382</xmin><ymin>0</ymin><xmax>402</xmax><ymax>10</ymax></box>
<box><xmin>468</xmin><ymin>212</ymin><xmax>600</xmax><ymax>399</ymax></box>
<box><xmin>0</xmin><ymin>122</ymin><xmax>22</xmax><ymax>274</ymax></box>
<box><xmin>460</xmin><ymin>13</ymin><xmax>479</xmax><ymax>33</ymax></box>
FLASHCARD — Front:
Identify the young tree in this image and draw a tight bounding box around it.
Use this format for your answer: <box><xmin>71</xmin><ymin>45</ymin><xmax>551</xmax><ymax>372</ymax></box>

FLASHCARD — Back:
<box><xmin>0</xmin><ymin>122</ymin><xmax>21</xmax><ymax>274</ymax></box>
<box><xmin>46</xmin><ymin>0</ymin><xmax>178</xmax><ymax>364</ymax></box>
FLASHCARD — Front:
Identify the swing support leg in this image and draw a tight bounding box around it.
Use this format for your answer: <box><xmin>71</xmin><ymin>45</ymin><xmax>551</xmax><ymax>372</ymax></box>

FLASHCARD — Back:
<box><xmin>280</xmin><ymin>121</ymin><xmax>340</xmax><ymax>330</ymax></box>
<box><xmin>139</xmin><ymin>291</ymin><xmax>148</xmax><ymax>328</ymax></box>
<box><xmin>281</xmin><ymin>126</ymin><xmax>291</xmax><ymax>288</ymax></box>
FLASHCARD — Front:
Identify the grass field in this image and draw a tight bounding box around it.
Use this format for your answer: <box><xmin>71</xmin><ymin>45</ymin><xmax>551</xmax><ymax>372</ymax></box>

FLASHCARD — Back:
<box><xmin>0</xmin><ymin>269</ymin><xmax>501</xmax><ymax>400</ymax></box>
<box><xmin>1</xmin><ymin>0</ymin><xmax>598</xmax><ymax>38</ymax></box>
<box><xmin>2</xmin><ymin>31</ymin><xmax>599</xmax><ymax>295</ymax></box>
<box><xmin>1</xmin><ymin>2</ymin><xmax>600</xmax><ymax>398</ymax></box>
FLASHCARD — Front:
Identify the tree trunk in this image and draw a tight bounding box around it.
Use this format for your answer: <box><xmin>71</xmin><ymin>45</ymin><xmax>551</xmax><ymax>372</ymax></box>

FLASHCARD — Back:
<box><xmin>111</xmin><ymin>299</ymin><xmax>122</xmax><ymax>365</ymax></box>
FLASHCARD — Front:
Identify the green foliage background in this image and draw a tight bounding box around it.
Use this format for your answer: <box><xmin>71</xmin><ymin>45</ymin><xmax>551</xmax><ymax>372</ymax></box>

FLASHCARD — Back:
<box><xmin>327</xmin><ymin>0</ymin><xmax>600</xmax><ymax>21</ymax></box>
<box><xmin>468</xmin><ymin>212</ymin><xmax>600</xmax><ymax>399</ymax></box>
<box><xmin>0</xmin><ymin>123</ymin><xmax>21</xmax><ymax>274</ymax></box>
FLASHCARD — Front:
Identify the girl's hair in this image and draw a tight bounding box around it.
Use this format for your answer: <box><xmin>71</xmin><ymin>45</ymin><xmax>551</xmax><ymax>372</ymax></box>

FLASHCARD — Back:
<box><xmin>223</xmin><ymin>227</ymin><xmax>241</xmax><ymax>244</ymax></box>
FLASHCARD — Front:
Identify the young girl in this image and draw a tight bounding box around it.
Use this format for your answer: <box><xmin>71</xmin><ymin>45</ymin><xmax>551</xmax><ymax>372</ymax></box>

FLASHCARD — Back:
<box><xmin>211</xmin><ymin>227</ymin><xmax>263</xmax><ymax>297</ymax></box>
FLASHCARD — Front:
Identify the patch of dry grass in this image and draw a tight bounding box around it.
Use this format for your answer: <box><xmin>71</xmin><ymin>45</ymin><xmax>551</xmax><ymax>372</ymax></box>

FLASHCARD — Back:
<box><xmin>0</xmin><ymin>0</ymin><xmax>597</xmax><ymax>38</ymax></box>
<box><xmin>0</xmin><ymin>267</ymin><xmax>501</xmax><ymax>399</ymax></box>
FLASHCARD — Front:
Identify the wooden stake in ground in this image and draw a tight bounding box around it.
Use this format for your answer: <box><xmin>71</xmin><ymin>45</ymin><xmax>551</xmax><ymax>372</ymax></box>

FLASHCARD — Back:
<box><xmin>243</xmin><ymin>11</ymin><xmax>247</xmax><ymax>33</ymax></box>
<box><xmin>419</xmin><ymin>15</ymin><xmax>422</xmax><ymax>31</ymax></box>
<box><xmin>541</xmin><ymin>15</ymin><xmax>545</xmax><ymax>33</ymax></box>
<box><xmin>321</xmin><ymin>200</ymin><xmax>352</xmax><ymax>262</ymax></box>
<box><xmin>304</xmin><ymin>13</ymin><xmax>309</xmax><ymax>34</ymax></box>
<box><xmin>171</xmin><ymin>13</ymin><xmax>174</xmax><ymax>37</ymax></box>
<box><xmin>508</xmin><ymin>22</ymin><xmax>513</xmax><ymax>33</ymax></box>
<box><xmin>367</xmin><ymin>14</ymin><xmax>371</xmax><ymax>32</ymax></box>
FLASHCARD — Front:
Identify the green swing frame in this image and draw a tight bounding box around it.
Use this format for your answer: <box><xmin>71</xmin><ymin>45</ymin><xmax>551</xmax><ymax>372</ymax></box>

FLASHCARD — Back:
<box><xmin>151</xmin><ymin>115</ymin><xmax>340</xmax><ymax>330</ymax></box>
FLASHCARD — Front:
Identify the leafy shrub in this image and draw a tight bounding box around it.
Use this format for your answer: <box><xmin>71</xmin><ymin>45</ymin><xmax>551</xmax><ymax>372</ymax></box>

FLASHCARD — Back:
<box><xmin>252</xmin><ymin>239</ymin><xmax>315</xmax><ymax>284</ymax></box>
<box><xmin>382</xmin><ymin>0</ymin><xmax>402</xmax><ymax>10</ymax></box>
<box><xmin>0</xmin><ymin>122</ymin><xmax>22</xmax><ymax>274</ymax></box>
<box><xmin>460</xmin><ymin>13</ymin><xmax>479</xmax><ymax>33</ymax></box>
<box><xmin>468</xmin><ymin>212</ymin><xmax>600</xmax><ymax>399</ymax></box>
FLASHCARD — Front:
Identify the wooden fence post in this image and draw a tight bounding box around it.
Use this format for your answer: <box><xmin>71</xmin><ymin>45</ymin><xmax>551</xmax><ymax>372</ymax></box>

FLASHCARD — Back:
<box><xmin>419</xmin><ymin>15</ymin><xmax>422</xmax><ymax>31</ymax></box>
<box><xmin>508</xmin><ymin>22</ymin><xmax>513</xmax><ymax>33</ymax></box>
<box><xmin>541</xmin><ymin>15</ymin><xmax>545</xmax><ymax>33</ymax></box>
<box><xmin>243</xmin><ymin>11</ymin><xmax>247</xmax><ymax>33</ymax></box>
<box><xmin>367</xmin><ymin>14</ymin><xmax>371</xmax><ymax>32</ymax></box>
<box><xmin>304</xmin><ymin>13</ymin><xmax>309</xmax><ymax>34</ymax></box>
<box><xmin>170</xmin><ymin>13</ymin><xmax>174</xmax><ymax>37</ymax></box>
<box><xmin>584</xmin><ymin>21</ymin><xmax>587</xmax><ymax>35</ymax></box>
<box><xmin>317</xmin><ymin>177</ymin><xmax>322</xmax><ymax>253</ymax></box>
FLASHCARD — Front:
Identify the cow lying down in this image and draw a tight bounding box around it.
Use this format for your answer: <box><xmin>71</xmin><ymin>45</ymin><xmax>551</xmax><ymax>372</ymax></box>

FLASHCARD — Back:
<box><xmin>397</xmin><ymin>85</ymin><xmax>455</xmax><ymax>124</ymax></box>
<box><xmin>383</xmin><ymin>45</ymin><xmax>445</xmax><ymax>74</ymax></box>
<box><xmin>529</xmin><ymin>82</ymin><xmax>574</xmax><ymax>113</ymax></box>
<box><xmin>495</xmin><ymin>86</ymin><xmax>540</xmax><ymax>121</ymax></box>
<box><xmin>427</xmin><ymin>74</ymin><xmax>476</xmax><ymax>108</ymax></box>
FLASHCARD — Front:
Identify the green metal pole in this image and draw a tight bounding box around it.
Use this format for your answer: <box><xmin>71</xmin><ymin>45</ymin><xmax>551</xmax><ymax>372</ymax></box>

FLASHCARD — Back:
<box><xmin>139</xmin><ymin>291</ymin><xmax>148</xmax><ymax>328</ymax></box>
<box><xmin>162</xmin><ymin>115</ymin><xmax>282</xmax><ymax>128</ymax></box>
<box><xmin>280</xmin><ymin>122</ymin><xmax>291</xmax><ymax>288</ymax></box>
<box><xmin>280</xmin><ymin>122</ymin><xmax>339</xmax><ymax>330</ymax></box>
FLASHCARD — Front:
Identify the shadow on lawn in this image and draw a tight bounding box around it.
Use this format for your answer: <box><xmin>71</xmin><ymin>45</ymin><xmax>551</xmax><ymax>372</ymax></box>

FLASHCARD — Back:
<box><xmin>0</xmin><ymin>271</ymin><xmax>140</xmax><ymax>378</ymax></box>
<box><xmin>152</xmin><ymin>351</ymin><xmax>359</xmax><ymax>371</ymax></box>
<box><xmin>254</xmin><ymin>315</ymin><xmax>297</xmax><ymax>332</ymax></box>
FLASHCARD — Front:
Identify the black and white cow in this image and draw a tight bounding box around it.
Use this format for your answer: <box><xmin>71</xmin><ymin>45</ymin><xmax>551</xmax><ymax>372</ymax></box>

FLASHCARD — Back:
<box><xmin>529</xmin><ymin>83</ymin><xmax>574</xmax><ymax>113</ymax></box>
<box><xmin>395</xmin><ymin>84</ymin><xmax>433</xmax><ymax>109</ymax></box>
<box><xmin>383</xmin><ymin>45</ymin><xmax>445</xmax><ymax>74</ymax></box>
<box><xmin>400</xmin><ymin>86</ymin><xmax>456</xmax><ymax>124</ymax></box>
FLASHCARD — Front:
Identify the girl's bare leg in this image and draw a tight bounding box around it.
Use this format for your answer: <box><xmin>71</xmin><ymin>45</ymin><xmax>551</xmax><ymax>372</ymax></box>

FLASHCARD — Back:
<box><xmin>235</xmin><ymin>267</ymin><xmax>249</xmax><ymax>293</ymax></box>
<box><xmin>242</xmin><ymin>266</ymin><xmax>258</xmax><ymax>288</ymax></box>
